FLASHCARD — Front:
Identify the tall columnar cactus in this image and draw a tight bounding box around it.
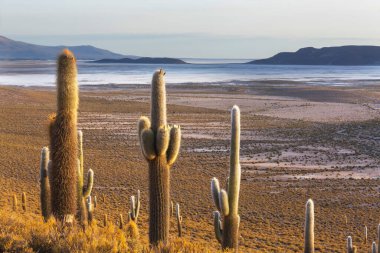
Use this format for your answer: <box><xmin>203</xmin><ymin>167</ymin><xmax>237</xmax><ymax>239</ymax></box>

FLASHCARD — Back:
<box><xmin>49</xmin><ymin>49</ymin><xmax>79</xmax><ymax>220</ymax></box>
<box><xmin>138</xmin><ymin>69</ymin><xmax>181</xmax><ymax>245</ymax></box>
<box><xmin>40</xmin><ymin>147</ymin><xmax>51</xmax><ymax>221</ymax></box>
<box><xmin>304</xmin><ymin>199</ymin><xmax>314</xmax><ymax>253</ymax></box>
<box><xmin>210</xmin><ymin>105</ymin><xmax>241</xmax><ymax>251</ymax></box>
<box><xmin>77</xmin><ymin>130</ymin><xmax>94</xmax><ymax>224</ymax></box>
<box><xmin>129</xmin><ymin>190</ymin><xmax>141</xmax><ymax>223</ymax></box>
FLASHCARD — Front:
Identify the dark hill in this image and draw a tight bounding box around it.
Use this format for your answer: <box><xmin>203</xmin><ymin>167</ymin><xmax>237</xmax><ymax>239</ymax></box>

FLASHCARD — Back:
<box><xmin>249</xmin><ymin>46</ymin><xmax>380</xmax><ymax>65</ymax></box>
<box><xmin>0</xmin><ymin>35</ymin><xmax>135</xmax><ymax>60</ymax></box>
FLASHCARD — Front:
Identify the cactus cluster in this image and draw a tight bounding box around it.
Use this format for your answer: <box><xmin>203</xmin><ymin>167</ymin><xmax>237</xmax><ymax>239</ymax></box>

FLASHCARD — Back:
<box><xmin>77</xmin><ymin>130</ymin><xmax>94</xmax><ymax>225</ymax></box>
<box><xmin>39</xmin><ymin>49</ymin><xmax>95</xmax><ymax>224</ymax></box>
<box><xmin>210</xmin><ymin>105</ymin><xmax>241</xmax><ymax>251</ymax></box>
<box><xmin>138</xmin><ymin>69</ymin><xmax>181</xmax><ymax>245</ymax></box>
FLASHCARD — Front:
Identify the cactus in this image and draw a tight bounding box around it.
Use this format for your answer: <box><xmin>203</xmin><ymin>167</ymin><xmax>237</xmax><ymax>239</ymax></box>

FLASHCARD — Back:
<box><xmin>304</xmin><ymin>199</ymin><xmax>314</xmax><ymax>253</ymax></box>
<box><xmin>365</xmin><ymin>225</ymin><xmax>368</xmax><ymax>244</ymax></box>
<box><xmin>138</xmin><ymin>69</ymin><xmax>181</xmax><ymax>245</ymax></box>
<box><xmin>49</xmin><ymin>49</ymin><xmax>79</xmax><ymax>220</ymax></box>
<box><xmin>12</xmin><ymin>194</ymin><xmax>17</xmax><ymax>211</ymax></box>
<box><xmin>86</xmin><ymin>196</ymin><xmax>94</xmax><ymax>224</ymax></box>
<box><xmin>119</xmin><ymin>214</ymin><xmax>124</xmax><ymax>229</ymax></box>
<box><xmin>210</xmin><ymin>105</ymin><xmax>241</xmax><ymax>250</ymax></box>
<box><xmin>77</xmin><ymin>130</ymin><xmax>94</xmax><ymax>224</ymax></box>
<box><xmin>347</xmin><ymin>236</ymin><xmax>355</xmax><ymax>253</ymax></box>
<box><xmin>40</xmin><ymin>147</ymin><xmax>51</xmax><ymax>221</ymax></box>
<box><xmin>373</xmin><ymin>242</ymin><xmax>377</xmax><ymax>253</ymax></box>
<box><xmin>21</xmin><ymin>192</ymin><xmax>27</xmax><ymax>211</ymax></box>
<box><xmin>129</xmin><ymin>190</ymin><xmax>141</xmax><ymax>223</ymax></box>
<box><xmin>93</xmin><ymin>196</ymin><xmax>97</xmax><ymax>209</ymax></box>
<box><xmin>103</xmin><ymin>214</ymin><xmax>108</xmax><ymax>227</ymax></box>
<box><xmin>175</xmin><ymin>203</ymin><xmax>183</xmax><ymax>237</ymax></box>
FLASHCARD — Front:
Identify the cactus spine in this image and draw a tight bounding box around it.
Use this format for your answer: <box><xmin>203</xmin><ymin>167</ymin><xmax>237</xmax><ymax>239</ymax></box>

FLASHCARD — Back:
<box><xmin>175</xmin><ymin>203</ymin><xmax>183</xmax><ymax>237</ymax></box>
<box><xmin>40</xmin><ymin>147</ymin><xmax>51</xmax><ymax>221</ymax></box>
<box><xmin>129</xmin><ymin>190</ymin><xmax>141</xmax><ymax>223</ymax></box>
<box><xmin>304</xmin><ymin>199</ymin><xmax>314</xmax><ymax>253</ymax></box>
<box><xmin>138</xmin><ymin>69</ymin><xmax>181</xmax><ymax>245</ymax></box>
<box><xmin>77</xmin><ymin>130</ymin><xmax>94</xmax><ymax>224</ymax></box>
<box><xmin>210</xmin><ymin>105</ymin><xmax>241</xmax><ymax>251</ymax></box>
<box><xmin>49</xmin><ymin>49</ymin><xmax>79</xmax><ymax>220</ymax></box>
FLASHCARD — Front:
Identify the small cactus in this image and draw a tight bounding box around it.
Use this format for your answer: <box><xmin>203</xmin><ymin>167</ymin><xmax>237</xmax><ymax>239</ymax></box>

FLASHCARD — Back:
<box><xmin>103</xmin><ymin>214</ymin><xmax>108</xmax><ymax>227</ymax></box>
<box><xmin>93</xmin><ymin>195</ymin><xmax>97</xmax><ymax>209</ymax></box>
<box><xmin>347</xmin><ymin>236</ymin><xmax>355</xmax><ymax>253</ymax></box>
<box><xmin>21</xmin><ymin>192</ymin><xmax>27</xmax><ymax>212</ymax></box>
<box><xmin>119</xmin><ymin>214</ymin><xmax>124</xmax><ymax>229</ymax></box>
<box><xmin>365</xmin><ymin>225</ymin><xmax>368</xmax><ymax>244</ymax></box>
<box><xmin>12</xmin><ymin>194</ymin><xmax>17</xmax><ymax>211</ymax></box>
<box><xmin>129</xmin><ymin>190</ymin><xmax>141</xmax><ymax>223</ymax></box>
<box><xmin>49</xmin><ymin>49</ymin><xmax>79</xmax><ymax>220</ymax></box>
<box><xmin>210</xmin><ymin>105</ymin><xmax>241</xmax><ymax>251</ymax></box>
<box><xmin>138</xmin><ymin>69</ymin><xmax>181</xmax><ymax>245</ymax></box>
<box><xmin>40</xmin><ymin>147</ymin><xmax>51</xmax><ymax>221</ymax></box>
<box><xmin>373</xmin><ymin>242</ymin><xmax>377</xmax><ymax>253</ymax></box>
<box><xmin>86</xmin><ymin>196</ymin><xmax>94</xmax><ymax>224</ymax></box>
<box><xmin>77</xmin><ymin>130</ymin><xmax>94</xmax><ymax>224</ymax></box>
<box><xmin>304</xmin><ymin>199</ymin><xmax>314</xmax><ymax>253</ymax></box>
<box><xmin>175</xmin><ymin>203</ymin><xmax>183</xmax><ymax>237</ymax></box>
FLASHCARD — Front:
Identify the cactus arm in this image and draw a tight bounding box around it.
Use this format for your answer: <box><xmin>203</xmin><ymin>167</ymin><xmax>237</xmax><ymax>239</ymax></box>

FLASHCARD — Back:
<box><xmin>211</xmin><ymin>177</ymin><xmax>221</xmax><ymax>211</ymax></box>
<box><xmin>167</xmin><ymin>125</ymin><xmax>181</xmax><ymax>166</ymax></box>
<box><xmin>156</xmin><ymin>126</ymin><xmax>170</xmax><ymax>156</ymax></box>
<box><xmin>138</xmin><ymin>116</ymin><xmax>151</xmax><ymax>139</ymax></box>
<box><xmin>78</xmin><ymin>130</ymin><xmax>84</xmax><ymax>176</ymax></box>
<box><xmin>141</xmin><ymin>129</ymin><xmax>156</xmax><ymax>160</ymax></box>
<box><xmin>151</xmin><ymin>69</ymin><xmax>167</xmax><ymax>130</ymax></box>
<box><xmin>213</xmin><ymin>211</ymin><xmax>223</xmax><ymax>244</ymax></box>
<box><xmin>83</xmin><ymin>169</ymin><xmax>94</xmax><ymax>198</ymax></box>
<box><xmin>304</xmin><ymin>199</ymin><xmax>315</xmax><ymax>253</ymax></box>
<box><xmin>229</xmin><ymin>105</ymin><xmax>241</xmax><ymax>215</ymax></box>
<box><xmin>219</xmin><ymin>189</ymin><xmax>230</xmax><ymax>216</ymax></box>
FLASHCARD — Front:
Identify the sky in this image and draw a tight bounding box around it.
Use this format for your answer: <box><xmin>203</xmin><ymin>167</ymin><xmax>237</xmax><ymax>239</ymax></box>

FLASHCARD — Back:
<box><xmin>0</xmin><ymin>0</ymin><xmax>380</xmax><ymax>58</ymax></box>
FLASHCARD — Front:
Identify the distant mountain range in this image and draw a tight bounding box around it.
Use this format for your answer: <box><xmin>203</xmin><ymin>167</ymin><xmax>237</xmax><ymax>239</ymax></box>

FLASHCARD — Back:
<box><xmin>249</xmin><ymin>46</ymin><xmax>380</xmax><ymax>65</ymax></box>
<box><xmin>0</xmin><ymin>35</ymin><xmax>136</xmax><ymax>60</ymax></box>
<box><xmin>93</xmin><ymin>57</ymin><xmax>187</xmax><ymax>64</ymax></box>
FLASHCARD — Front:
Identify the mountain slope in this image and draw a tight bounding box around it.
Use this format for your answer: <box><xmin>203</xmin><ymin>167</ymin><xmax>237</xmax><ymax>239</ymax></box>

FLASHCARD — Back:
<box><xmin>249</xmin><ymin>46</ymin><xmax>380</xmax><ymax>65</ymax></box>
<box><xmin>0</xmin><ymin>35</ymin><xmax>133</xmax><ymax>60</ymax></box>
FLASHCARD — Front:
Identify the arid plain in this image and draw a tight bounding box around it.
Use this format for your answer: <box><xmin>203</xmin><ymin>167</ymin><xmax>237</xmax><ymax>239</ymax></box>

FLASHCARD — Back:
<box><xmin>1</xmin><ymin>82</ymin><xmax>380</xmax><ymax>252</ymax></box>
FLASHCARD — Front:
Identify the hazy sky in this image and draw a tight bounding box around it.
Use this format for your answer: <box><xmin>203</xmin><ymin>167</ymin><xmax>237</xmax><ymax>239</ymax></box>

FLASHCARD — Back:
<box><xmin>1</xmin><ymin>0</ymin><xmax>380</xmax><ymax>58</ymax></box>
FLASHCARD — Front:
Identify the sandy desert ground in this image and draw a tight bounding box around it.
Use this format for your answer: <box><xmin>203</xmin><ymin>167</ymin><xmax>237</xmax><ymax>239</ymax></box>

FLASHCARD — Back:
<box><xmin>0</xmin><ymin>82</ymin><xmax>380</xmax><ymax>252</ymax></box>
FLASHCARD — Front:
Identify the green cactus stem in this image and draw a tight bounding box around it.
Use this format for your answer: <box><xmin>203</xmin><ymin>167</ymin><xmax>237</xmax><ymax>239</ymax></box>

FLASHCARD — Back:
<box><xmin>49</xmin><ymin>49</ymin><xmax>79</xmax><ymax>220</ymax></box>
<box><xmin>40</xmin><ymin>147</ymin><xmax>51</xmax><ymax>221</ymax></box>
<box><xmin>304</xmin><ymin>199</ymin><xmax>314</xmax><ymax>253</ymax></box>
<box><xmin>137</xmin><ymin>69</ymin><xmax>181</xmax><ymax>245</ymax></box>
<box><xmin>210</xmin><ymin>105</ymin><xmax>241</xmax><ymax>251</ymax></box>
